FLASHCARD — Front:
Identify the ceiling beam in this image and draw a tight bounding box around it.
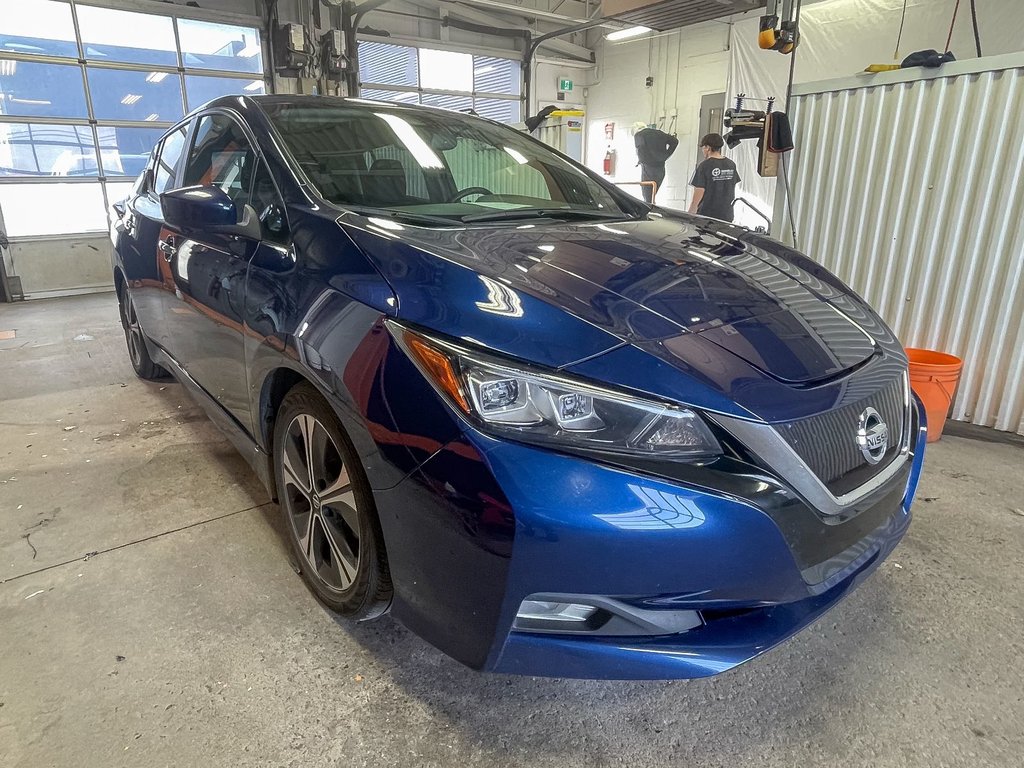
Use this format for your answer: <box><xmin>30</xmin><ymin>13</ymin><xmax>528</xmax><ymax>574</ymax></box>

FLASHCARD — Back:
<box><xmin>394</xmin><ymin>0</ymin><xmax>596</xmax><ymax>60</ymax></box>
<box><xmin>449</xmin><ymin>0</ymin><xmax>595</xmax><ymax>25</ymax></box>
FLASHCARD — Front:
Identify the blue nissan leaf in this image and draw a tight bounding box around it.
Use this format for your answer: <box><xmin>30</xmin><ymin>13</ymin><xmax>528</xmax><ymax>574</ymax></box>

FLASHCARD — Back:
<box><xmin>110</xmin><ymin>95</ymin><xmax>927</xmax><ymax>679</ymax></box>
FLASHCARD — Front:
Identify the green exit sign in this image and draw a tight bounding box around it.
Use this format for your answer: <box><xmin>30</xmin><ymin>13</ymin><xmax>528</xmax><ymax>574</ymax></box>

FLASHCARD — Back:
<box><xmin>558</xmin><ymin>77</ymin><xmax>573</xmax><ymax>92</ymax></box>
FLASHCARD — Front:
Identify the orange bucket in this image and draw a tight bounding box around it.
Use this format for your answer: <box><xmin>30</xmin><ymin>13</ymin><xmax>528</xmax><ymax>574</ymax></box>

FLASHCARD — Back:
<box><xmin>906</xmin><ymin>348</ymin><xmax>963</xmax><ymax>442</ymax></box>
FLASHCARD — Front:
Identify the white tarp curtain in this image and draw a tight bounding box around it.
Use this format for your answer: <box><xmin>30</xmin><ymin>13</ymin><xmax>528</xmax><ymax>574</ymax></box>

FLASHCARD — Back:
<box><xmin>726</xmin><ymin>0</ymin><xmax>1024</xmax><ymax>223</ymax></box>
<box><xmin>725</xmin><ymin>15</ymin><xmax>790</xmax><ymax>227</ymax></box>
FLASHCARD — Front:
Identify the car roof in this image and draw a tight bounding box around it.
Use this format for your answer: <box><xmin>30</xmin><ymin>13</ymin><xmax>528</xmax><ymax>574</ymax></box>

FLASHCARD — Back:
<box><xmin>250</xmin><ymin>94</ymin><xmax>424</xmax><ymax>110</ymax></box>
<box><xmin>191</xmin><ymin>93</ymin><xmax>495</xmax><ymax>122</ymax></box>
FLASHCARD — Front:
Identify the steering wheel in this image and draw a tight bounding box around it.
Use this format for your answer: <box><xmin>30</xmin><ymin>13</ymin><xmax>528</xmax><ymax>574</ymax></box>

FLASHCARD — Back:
<box><xmin>449</xmin><ymin>186</ymin><xmax>493</xmax><ymax>203</ymax></box>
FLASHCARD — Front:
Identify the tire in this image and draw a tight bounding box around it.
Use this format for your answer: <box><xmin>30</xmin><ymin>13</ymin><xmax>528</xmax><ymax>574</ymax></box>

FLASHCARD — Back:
<box><xmin>273</xmin><ymin>382</ymin><xmax>392</xmax><ymax>620</ymax></box>
<box><xmin>118</xmin><ymin>285</ymin><xmax>167</xmax><ymax>381</ymax></box>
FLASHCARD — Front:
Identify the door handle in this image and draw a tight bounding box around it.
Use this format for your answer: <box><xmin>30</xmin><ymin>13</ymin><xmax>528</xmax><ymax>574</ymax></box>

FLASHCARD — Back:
<box><xmin>159</xmin><ymin>236</ymin><xmax>177</xmax><ymax>261</ymax></box>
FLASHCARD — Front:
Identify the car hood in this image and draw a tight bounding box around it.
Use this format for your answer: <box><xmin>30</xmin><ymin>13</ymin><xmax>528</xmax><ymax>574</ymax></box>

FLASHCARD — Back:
<box><xmin>340</xmin><ymin>213</ymin><xmax>902</xmax><ymax>419</ymax></box>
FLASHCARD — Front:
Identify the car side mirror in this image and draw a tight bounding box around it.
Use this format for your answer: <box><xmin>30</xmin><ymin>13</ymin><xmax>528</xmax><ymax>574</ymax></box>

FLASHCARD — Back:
<box><xmin>161</xmin><ymin>185</ymin><xmax>261</xmax><ymax>241</ymax></box>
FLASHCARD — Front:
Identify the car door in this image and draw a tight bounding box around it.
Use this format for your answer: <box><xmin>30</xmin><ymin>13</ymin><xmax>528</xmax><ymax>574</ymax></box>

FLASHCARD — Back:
<box><xmin>119</xmin><ymin>123</ymin><xmax>189</xmax><ymax>351</ymax></box>
<box><xmin>160</xmin><ymin>111</ymin><xmax>265</xmax><ymax>434</ymax></box>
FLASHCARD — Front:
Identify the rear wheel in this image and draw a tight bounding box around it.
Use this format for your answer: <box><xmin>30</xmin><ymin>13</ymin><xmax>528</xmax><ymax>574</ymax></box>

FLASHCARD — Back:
<box><xmin>118</xmin><ymin>285</ymin><xmax>166</xmax><ymax>380</ymax></box>
<box><xmin>273</xmin><ymin>383</ymin><xmax>392</xmax><ymax>620</ymax></box>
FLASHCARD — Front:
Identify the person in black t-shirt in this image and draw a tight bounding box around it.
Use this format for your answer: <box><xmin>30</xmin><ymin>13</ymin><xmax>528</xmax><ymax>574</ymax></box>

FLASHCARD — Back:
<box><xmin>688</xmin><ymin>133</ymin><xmax>740</xmax><ymax>222</ymax></box>
<box><xmin>633</xmin><ymin>122</ymin><xmax>679</xmax><ymax>203</ymax></box>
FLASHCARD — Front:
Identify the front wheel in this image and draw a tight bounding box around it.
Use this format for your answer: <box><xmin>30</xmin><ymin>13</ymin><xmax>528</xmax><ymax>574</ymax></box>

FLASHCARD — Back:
<box><xmin>118</xmin><ymin>286</ymin><xmax>166</xmax><ymax>380</ymax></box>
<box><xmin>273</xmin><ymin>383</ymin><xmax>392</xmax><ymax>620</ymax></box>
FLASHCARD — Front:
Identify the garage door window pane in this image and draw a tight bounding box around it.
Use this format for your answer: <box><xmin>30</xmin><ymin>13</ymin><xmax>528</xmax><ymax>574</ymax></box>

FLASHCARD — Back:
<box><xmin>76</xmin><ymin>6</ymin><xmax>177</xmax><ymax>66</ymax></box>
<box><xmin>474</xmin><ymin>57</ymin><xmax>519</xmax><ymax>96</ymax></box>
<box><xmin>0</xmin><ymin>182</ymin><xmax>106</xmax><ymax>236</ymax></box>
<box><xmin>473</xmin><ymin>98</ymin><xmax>521</xmax><ymax>125</ymax></box>
<box><xmin>184</xmin><ymin>75</ymin><xmax>263</xmax><ymax>110</ymax></box>
<box><xmin>87</xmin><ymin>68</ymin><xmax>183</xmax><ymax>122</ymax></box>
<box><xmin>0</xmin><ymin>0</ymin><xmax>78</xmax><ymax>59</ymax></box>
<box><xmin>359</xmin><ymin>43</ymin><xmax>418</xmax><ymax>87</ymax></box>
<box><xmin>96</xmin><ymin>126</ymin><xmax>162</xmax><ymax>177</ymax></box>
<box><xmin>0</xmin><ymin>60</ymin><xmax>88</xmax><ymax>118</ymax></box>
<box><xmin>0</xmin><ymin>123</ymin><xmax>96</xmax><ymax>176</ymax></box>
<box><xmin>421</xmin><ymin>93</ymin><xmax>473</xmax><ymax>113</ymax></box>
<box><xmin>178</xmin><ymin>19</ymin><xmax>263</xmax><ymax>74</ymax></box>
<box><xmin>420</xmin><ymin>49</ymin><xmax>472</xmax><ymax>92</ymax></box>
<box><xmin>359</xmin><ymin>88</ymin><xmax>418</xmax><ymax>105</ymax></box>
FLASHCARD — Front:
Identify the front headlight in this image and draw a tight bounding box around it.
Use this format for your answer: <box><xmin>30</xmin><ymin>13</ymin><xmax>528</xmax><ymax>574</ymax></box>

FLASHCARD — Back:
<box><xmin>389</xmin><ymin>321</ymin><xmax>721</xmax><ymax>459</ymax></box>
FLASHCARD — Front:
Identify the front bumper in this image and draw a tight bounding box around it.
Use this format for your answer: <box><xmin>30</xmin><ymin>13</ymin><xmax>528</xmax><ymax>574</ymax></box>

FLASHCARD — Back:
<box><xmin>371</xmin><ymin>400</ymin><xmax>927</xmax><ymax>680</ymax></box>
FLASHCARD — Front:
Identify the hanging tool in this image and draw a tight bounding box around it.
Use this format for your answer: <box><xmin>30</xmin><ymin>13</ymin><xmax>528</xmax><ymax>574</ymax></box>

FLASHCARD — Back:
<box><xmin>759</xmin><ymin>0</ymin><xmax>800</xmax><ymax>54</ymax></box>
<box><xmin>864</xmin><ymin>0</ymin><xmax>908</xmax><ymax>72</ymax></box>
<box><xmin>725</xmin><ymin>95</ymin><xmax>791</xmax><ymax>178</ymax></box>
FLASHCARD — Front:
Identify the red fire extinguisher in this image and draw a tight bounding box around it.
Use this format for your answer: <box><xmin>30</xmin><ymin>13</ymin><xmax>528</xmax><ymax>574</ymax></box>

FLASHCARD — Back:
<box><xmin>603</xmin><ymin>149</ymin><xmax>615</xmax><ymax>175</ymax></box>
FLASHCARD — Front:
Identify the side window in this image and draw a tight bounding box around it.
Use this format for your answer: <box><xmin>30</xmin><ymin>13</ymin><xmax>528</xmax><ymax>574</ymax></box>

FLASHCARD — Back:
<box><xmin>182</xmin><ymin>114</ymin><xmax>256</xmax><ymax>209</ymax></box>
<box><xmin>153</xmin><ymin>125</ymin><xmax>188</xmax><ymax>195</ymax></box>
<box><xmin>250</xmin><ymin>161</ymin><xmax>289</xmax><ymax>244</ymax></box>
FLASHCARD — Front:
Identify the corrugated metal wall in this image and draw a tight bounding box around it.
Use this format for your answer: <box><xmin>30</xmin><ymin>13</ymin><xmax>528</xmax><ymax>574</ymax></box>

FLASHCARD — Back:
<box><xmin>775</xmin><ymin>53</ymin><xmax>1024</xmax><ymax>435</ymax></box>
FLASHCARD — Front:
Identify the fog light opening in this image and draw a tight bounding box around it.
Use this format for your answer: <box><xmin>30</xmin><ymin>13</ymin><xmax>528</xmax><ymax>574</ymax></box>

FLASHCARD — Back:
<box><xmin>513</xmin><ymin>594</ymin><xmax>704</xmax><ymax>636</ymax></box>
<box><xmin>516</xmin><ymin>600</ymin><xmax>598</xmax><ymax>623</ymax></box>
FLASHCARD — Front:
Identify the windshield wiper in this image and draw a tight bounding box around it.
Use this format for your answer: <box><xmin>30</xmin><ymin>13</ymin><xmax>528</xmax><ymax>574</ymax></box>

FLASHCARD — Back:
<box><xmin>340</xmin><ymin>204</ymin><xmax>459</xmax><ymax>227</ymax></box>
<box><xmin>459</xmin><ymin>208</ymin><xmax>631</xmax><ymax>224</ymax></box>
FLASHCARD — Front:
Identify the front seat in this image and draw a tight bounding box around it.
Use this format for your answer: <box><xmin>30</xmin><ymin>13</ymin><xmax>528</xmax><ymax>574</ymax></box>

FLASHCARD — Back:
<box><xmin>362</xmin><ymin>158</ymin><xmax>407</xmax><ymax>205</ymax></box>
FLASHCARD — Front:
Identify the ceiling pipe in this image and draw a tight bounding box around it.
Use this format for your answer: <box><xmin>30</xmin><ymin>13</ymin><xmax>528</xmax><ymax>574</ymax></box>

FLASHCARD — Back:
<box><xmin>523</xmin><ymin>16</ymin><xmax>604</xmax><ymax>112</ymax></box>
<box><xmin>443</xmin><ymin>14</ymin><xmax>532</xmax><ymax>44</ymax></box>
<box><xmin>343</xmin><ymin>0</ymin><xmax>395</xmax><ymax>94</ymax></box>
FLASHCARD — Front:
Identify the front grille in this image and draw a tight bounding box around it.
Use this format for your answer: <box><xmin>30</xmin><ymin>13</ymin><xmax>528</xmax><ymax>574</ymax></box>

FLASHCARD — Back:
<box><xmin>775</xmin><ymin>374</ymin><xmax>907</xmax><ymax>496</ymax></box>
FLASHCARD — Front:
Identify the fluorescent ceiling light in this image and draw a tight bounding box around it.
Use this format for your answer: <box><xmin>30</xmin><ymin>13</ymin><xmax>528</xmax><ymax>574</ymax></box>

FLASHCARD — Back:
<box><xmin>243</xmin><ymin>80</ymin><xmax>263</xmax><ymax>91</ymax></box>
<box><xmin>145</xmin><ymin>113</ymin><xmax>159</xmax><ymax>121</ymax></box>
<box><xmin>145</xmin><ymin>72</ymin><xmax>168</xmax><ymax>83</ymax></box>
<box><xmin>376</xmin><ymin>113</ymin><xmax>443</xmax><ymax>169</ymax></box>
<box><xmin>0</xmin><ymin>60</ymin><xmax>16</xmax><ymax>77</ymax></box>
<box><xmin>503</xmin><ymin>147</ymin><xmax>528</xmax><ymax>165</ymax></box>
<box><xmin>121</xmin><ymin>93</ymin><xmax>142</xmax><ymax>105</ymax></box>
<box><xmin>605</xmin><ymin>26</ymin><xmax>651</xmax><ymax>41</ymax></box>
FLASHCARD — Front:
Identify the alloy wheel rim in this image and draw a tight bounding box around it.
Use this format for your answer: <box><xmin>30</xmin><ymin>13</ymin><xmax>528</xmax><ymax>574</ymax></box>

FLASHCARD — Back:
<box><xmin>123</xmin><ymin>293</ymin><xmax>143</xmax><ymax>369</ymax></box>
<box><xmin>281</xmin><ymin>413</ymin><xmax>361</xmax><ymax>593</ymax></box>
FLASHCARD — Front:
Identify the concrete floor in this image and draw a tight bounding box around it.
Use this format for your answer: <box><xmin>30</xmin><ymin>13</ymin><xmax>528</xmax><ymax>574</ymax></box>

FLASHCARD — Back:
<box><xmin>1</xmin><ymin>293</ymin><xmax>1022</xmax><ymax>768</ymax></box>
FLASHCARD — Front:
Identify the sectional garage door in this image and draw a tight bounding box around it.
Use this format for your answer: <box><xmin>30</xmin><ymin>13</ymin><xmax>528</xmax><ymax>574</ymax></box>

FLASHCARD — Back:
<box><xmin>0</xmin><ymin>0</ymin><xmax>266</xmax><ymax>300</ymax></box>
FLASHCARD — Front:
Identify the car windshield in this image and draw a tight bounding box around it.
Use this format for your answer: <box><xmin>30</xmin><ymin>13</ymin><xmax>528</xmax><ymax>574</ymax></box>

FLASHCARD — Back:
<box><xmin>259</xmin><ymin>99</ymin><xmax>639</xmax><ymax>223</ymax></box>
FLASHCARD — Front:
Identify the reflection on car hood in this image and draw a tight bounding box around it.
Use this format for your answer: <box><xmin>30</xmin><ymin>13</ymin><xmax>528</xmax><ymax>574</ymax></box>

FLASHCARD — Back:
<box><xmin>341</xmin><ymin>214</ymin><xmax>896</xmax><ymax>390</ymax></box>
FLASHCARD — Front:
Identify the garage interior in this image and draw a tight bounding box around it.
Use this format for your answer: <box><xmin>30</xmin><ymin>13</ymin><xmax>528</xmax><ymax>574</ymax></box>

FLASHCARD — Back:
<box><xmin>1</xmin><ymin>1</ymin><xmax>1023</xmax><ymax>766</ymax></box>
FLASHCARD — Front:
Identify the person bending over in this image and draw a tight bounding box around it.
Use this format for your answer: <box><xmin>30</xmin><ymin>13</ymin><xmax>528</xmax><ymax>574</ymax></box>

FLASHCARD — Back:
<box><xmin>633</xmin><ymin>122</ymin><xmax>678</xmax><ymax>204</ymax></box>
